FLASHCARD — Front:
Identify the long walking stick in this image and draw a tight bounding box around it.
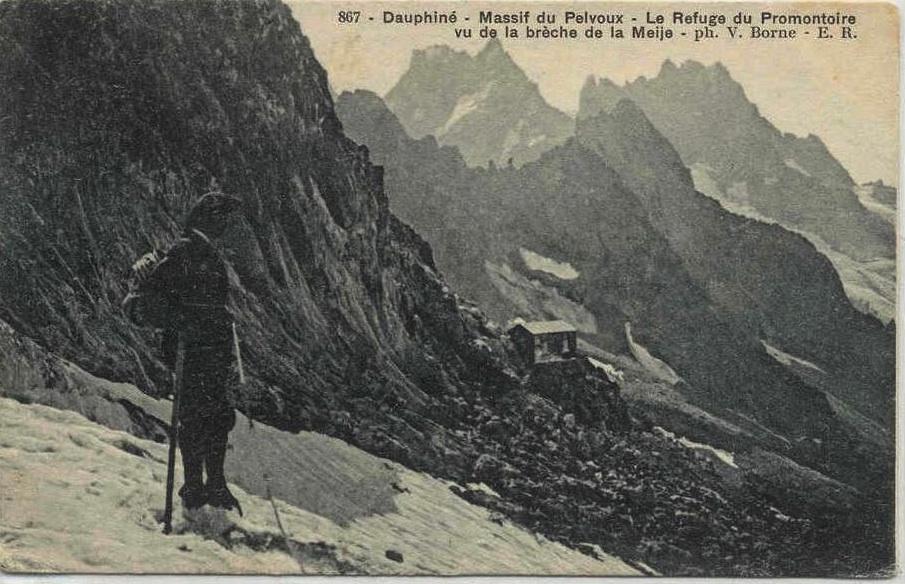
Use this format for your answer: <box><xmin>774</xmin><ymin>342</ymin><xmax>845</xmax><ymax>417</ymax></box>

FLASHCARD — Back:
<box><xmin>232</xmin><ymin>322</ymin><xmax>253</xmax><ymax>430</ymax></box>
<box><xmin>231</xmin><ymin>322</ymin><xmax>296</xmax><ymax>559</ymax></box>
<box><xmin>163</xmin><ymin>333</ymin><xmax>186</xmax><ymax>534</ymax></box>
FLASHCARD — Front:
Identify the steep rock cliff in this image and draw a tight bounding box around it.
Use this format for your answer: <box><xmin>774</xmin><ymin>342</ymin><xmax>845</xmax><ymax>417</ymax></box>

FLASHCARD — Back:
<box><xmin>0</xmin><ymin>0</ymin><xmax>510</xmax><ymax>470</ymax></box>
<box><xmin>580</xmin><ymin>62</ymin><xmax>896</xmax><ymax>321</ymax></box>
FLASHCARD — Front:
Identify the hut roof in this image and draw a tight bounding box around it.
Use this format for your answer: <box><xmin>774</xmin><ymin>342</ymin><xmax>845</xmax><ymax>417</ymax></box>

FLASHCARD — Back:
<box><xmin>511</xmin><ymin>320</ymin><xmax>576</xmax><ymax>335</ymax></box>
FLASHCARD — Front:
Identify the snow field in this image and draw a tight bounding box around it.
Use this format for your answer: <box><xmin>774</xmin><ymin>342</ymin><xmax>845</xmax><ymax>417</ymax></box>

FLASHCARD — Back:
<box><xmin>0</xmin><ymin>396</ymin><xmax>638</xmax><ymax>575</ymax></box>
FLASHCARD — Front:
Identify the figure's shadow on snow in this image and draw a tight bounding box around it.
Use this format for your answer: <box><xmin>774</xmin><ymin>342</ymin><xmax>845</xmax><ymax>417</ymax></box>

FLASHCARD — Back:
<box><xmin>225</xmin><ymin>412</ymin><xmax>400</xmax><ymax>526</ymax></box>
<box><xmin>159</xmin><ymin>508</ymin><xmax>357</xmax><ymax>574</ymax></box>
<box><xmin>218</xmin><ymin>529</ymin><xmax>356</xmax><ymax>574</ymax></box>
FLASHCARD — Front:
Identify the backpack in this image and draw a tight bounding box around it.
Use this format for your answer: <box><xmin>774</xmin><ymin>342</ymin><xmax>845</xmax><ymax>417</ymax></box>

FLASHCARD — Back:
<box><xmin>122</xmin><ymin>249</ymin><xmax>180</xmax><ymax>329</ymax></box>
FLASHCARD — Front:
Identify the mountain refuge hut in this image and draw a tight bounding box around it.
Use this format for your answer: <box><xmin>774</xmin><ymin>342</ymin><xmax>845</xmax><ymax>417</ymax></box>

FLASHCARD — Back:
<box><xmin>508</xmin><ymin>320</ymin><xmax>578</xmax><ymax>365</ymax></box>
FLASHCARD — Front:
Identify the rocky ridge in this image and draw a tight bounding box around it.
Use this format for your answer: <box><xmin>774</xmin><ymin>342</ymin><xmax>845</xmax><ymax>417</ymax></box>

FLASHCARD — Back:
<box><xmin>580</xmin><ymin>61</ymin><xmax>896</xmax><ymax>321</ymax></box>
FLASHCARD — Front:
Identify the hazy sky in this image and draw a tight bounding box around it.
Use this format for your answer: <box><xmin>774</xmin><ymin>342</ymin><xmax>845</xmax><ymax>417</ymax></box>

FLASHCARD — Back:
<box><xmin>291</xmin><ymin>1</ymin><xmax>899</xmax><ymax>186</ymax></box>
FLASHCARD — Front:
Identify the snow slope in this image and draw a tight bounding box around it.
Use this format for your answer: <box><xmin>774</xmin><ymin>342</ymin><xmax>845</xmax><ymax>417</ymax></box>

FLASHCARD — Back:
<box><xmin>0</xmin><ymin>397</ymin><xmax>637</xmax><ymax>575</ymax></box>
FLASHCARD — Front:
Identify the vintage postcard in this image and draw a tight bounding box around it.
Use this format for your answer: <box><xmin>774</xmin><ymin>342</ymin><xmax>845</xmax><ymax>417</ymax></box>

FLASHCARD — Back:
<box><xmin>0</xmin><ymin>0</ymin><xmax>898</xmax><ymax>578</ymax></box>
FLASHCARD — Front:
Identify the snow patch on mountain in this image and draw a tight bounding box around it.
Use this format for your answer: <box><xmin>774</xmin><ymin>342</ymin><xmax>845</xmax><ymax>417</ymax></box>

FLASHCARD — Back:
<box><xmin>485</xmin><ymin>261</ymin><xmax>597</xmax><ymax>334</ymax></box>
<box><xmin>587</xmin><ymin>357</ymin><xmax>624</xmax><ymax>384</ymax></box>
<box><xmin>442</xmin><ymin>82</ymin><xmax>495</xmax><ymax>133</ymax></box>
<box><xmin>500</xmin><ymin>119</ymin><xmax>528</xmax><ymax>162</ymax></box>
<box><xmin>688</xmin><ymin>163</ymin><xmax>721</xmax><ymax>199</ymax></box>
<box><xmin>761</xmin><ymin>341</ymin><xmax>825</xmax><ymax>374</ymax></box>
<box><xmin>654</xmin><ymin>426</ymin><xmax>738</xmax><ymax>469</ymax></box>
<box><xmin>624</xmin><ymin>323</ymin><xmax>681</xmax><ymax>386</ymax></box>
<box><xmin>784</xmin><ymin>158</ymin><xmax>812</xmax><ymax>177</ymax></box>
<box><xmin>519</xmin><ymin>247</ymin><xmax>580</xmax><ymax>280</ymax></box>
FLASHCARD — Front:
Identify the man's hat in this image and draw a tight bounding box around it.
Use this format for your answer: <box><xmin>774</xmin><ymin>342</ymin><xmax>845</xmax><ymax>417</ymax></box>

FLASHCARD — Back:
<box><xmin>185</xmin><ymin>191</ymin><xmax>243</xmax><ymax>230</ymax></box>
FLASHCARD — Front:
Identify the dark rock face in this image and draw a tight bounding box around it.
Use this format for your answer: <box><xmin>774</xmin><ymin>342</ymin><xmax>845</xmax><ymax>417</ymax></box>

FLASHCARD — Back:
<box><xmin>0</xmin><ymin>0</ymin><xmax>501</xmax><ymax>470</ymax></box>
<box><xmin>385</xmin><ymin>39</ymin><xmax>573</xmax><ymax>168</ymax></box>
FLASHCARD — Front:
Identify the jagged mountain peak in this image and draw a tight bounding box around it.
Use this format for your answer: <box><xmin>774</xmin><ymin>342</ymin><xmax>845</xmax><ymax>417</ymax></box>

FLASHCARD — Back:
<box><xmin>656</xmin><ymin>58</ymin><xmax>730</xmax><ymax>79</ymax></box>
<box><xmin>607</xmin><ymin>97</ymin><xmax>649</xmax><ymax>122</ymax></box>
<box><xmin>577</xmin><ymin>96</ymin><xmax>694</xmax><ymax>191</ymax></box>
<box><xmin>475</xmin><ymin>37</ymin><xmax>514</xmax><ymax>66</ymax></box>
<box><xmin>386</xmin><ymin>40</ymin><xmax>572</xmax><ymax>167</ymax></box>
<box><xmin>477</xmin><ymin>37</ymin><xmax>505</xmax><ymax>58</ymax></box>
<box><xmin>590</xmin><ymin>59</ymin><xmax>734</xmax><ymax>93</ymax></box>
<box><xmin>627</xmin><ymin>59</ymin><xmax>750</xmax><ymax>109</ymax></box>
<box><xmin>581</xmin><ymin>94</ymin><xmax>671</xmax><ymax>142</ymax></box>
<box><xmin>405</xmin><ymin>40</ymin><xmax>523</xmax><ymax>80</ymax></box>
<box><xmin>658</xmin><ymin>58</ymin><xmax>679</xmax><ymax>75</ymax></box>
<box><xmin>578</xmin><ymin>77</ymin><xmax>626</xmax><ymax>119</ymax></box>
<box><xmin>475</xmin><ymin>40</ymin><xmax>531</xmax><ymax>85</ymax></box>
<box><xmin>583</xmin><ymin>60</ymin><xmax>740</xmax><ymax>115</ymax></box>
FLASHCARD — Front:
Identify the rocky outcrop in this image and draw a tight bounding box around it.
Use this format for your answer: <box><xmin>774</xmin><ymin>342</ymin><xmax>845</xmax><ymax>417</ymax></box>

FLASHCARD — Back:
<box><xmin>855</xmin><ymin>180</ymin><xmax>897</xmax><ymax>225</ymax></box>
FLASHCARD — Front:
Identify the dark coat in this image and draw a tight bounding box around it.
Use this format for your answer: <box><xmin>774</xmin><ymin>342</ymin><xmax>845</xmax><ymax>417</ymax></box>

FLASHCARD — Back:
<box><xmin>145</xmin><ymin>229</ymin><xmax>235</xmax><ymax>424</ymax></box>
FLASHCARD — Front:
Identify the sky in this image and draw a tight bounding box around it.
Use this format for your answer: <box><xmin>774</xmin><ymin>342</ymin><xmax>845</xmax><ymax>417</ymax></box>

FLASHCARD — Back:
<box><xmin>291</xmin><ymin>1</ymin><xmax>899</xmax><ymax>186</ymax></box>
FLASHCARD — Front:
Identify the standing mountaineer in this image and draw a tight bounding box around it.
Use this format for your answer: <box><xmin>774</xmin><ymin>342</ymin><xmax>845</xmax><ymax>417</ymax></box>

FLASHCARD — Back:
<box><xmin>124</xmin><ymin>192</ymin><xmax>244</xmax><ymax>517</ymax></box>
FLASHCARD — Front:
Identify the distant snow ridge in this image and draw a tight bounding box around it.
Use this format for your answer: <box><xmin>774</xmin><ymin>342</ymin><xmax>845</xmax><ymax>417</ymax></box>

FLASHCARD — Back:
<box><xmin>691</xmin><ymin>164</ymin><xmax>896</xmax><ymax>323</ymax></box>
